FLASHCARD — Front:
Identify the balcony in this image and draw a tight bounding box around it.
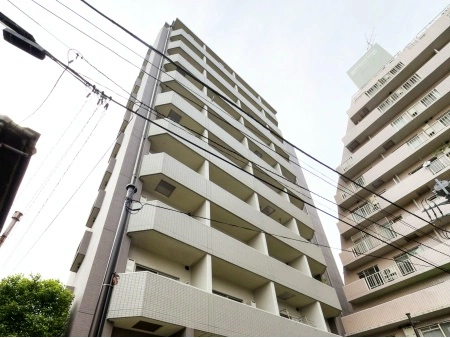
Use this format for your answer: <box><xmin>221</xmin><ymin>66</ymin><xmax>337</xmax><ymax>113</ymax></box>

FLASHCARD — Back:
<box><xmin>337</xmin><ymin>111</ymin><xmax>450</xmax><ymax>212</ymax></box>
<box><xmin>350</xmin><ymin>222</ymin><xmax>397</xmax><ymax>257</ymax></box>
<box><xmin>338</xmin><ymin>72</ymin><xmax>450</xmax><ymax>177</ymax></box>
<box><xmin>279</xmin><ymin>309</ymin><xmax>314</xmax><ymax>327</ymax></box>
<box><xmin>363</xmin><ymin>259</ymin><xmax>416</xmax><ymax>289</ymax></box>
<box><xmin>350</xmin><ymin>201</ymin><xmax>380</xmax><ymax>223</ymax></box>
<box><xmin>107</xmin><ymin>272</ymin><xmax>337</xmax><ymax>336</ymax></box>
<box><xmin>138</xmin><ymin>154</ymin><xmax>322</xmax><ymax>264</ymax></box>
<box><xmin>167</xmin><ymin>31</ymin><xmax>279</xmax><ymax>129</ymax></box>
<box><xmin>341</xmin><ymin>43</ymin><xmax>450</xmax><ymax>174</ymax></box>
<box><xmin>158</xmin><ymin>72</ymin><xmax>286</xmax><ymax>154</ymax></box>
<box><xmin>347</xmin><ymin>8</ymin><xmax>450</xmax><ymax>122</ymax></box>
<box><xmin>147</xmin><ymin>122</ymin><xmax>307</xmax><ymax>232</ymax></box>
<box><xmin>341</xmin><ymin>278</ymin><xmax>450</xmax><ymax>337</ymax></box>
<box><xmin>343</xmin><ymin>240</ymin><xmax>450</xmax><ymax>304</ymax></box>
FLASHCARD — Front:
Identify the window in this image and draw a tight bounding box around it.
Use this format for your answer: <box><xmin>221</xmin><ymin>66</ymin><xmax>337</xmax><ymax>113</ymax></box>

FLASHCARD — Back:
<box><xmin>358</xmin><ymin>265</ymin><xmax>384</xmax><ymax>289</ymax></box>
<box><xmin>357</xmin><ymin>265</ymin><xmax>380</xmax><ymax>279</ymax></box>
<box><xmin>394</xmin><ymin>246</ymin><xmax>420</xmax><ymax>275</ymax></box>
<box><xmin>420</xmin><ymin>322</ymin><xmax>450</xmax><ymax>337</ymax></box>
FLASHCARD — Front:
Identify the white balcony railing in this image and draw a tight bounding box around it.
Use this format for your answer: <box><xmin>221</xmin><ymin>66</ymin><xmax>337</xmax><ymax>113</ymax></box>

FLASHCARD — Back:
<box><xmin>364</xmin><ymin>259</ymin><xmax>416</xmax><ymax>289</ymax></box>
<box><xmin>351</xmin><ymin>201</ymin><xmax>380</xmax><ymax>223</ymax></box>
<box><xmin>341</xmin><ymin>157</ymin><xmax>354</xmax><ymax>172</ymax></box>
<box><xmin>428</xmin><ymin>153</ymin><xmax>450</xmax><ymax>175</ymax></box>
<box><xmin>377</xmin><ymin>74</ymin><xmax>421</xmax><ymax>113</ymax></box>
<box><xmin>341</xmin><ymin>88</ymin><xmax>443</xmax><ymax>172</ymax></box>
<box><xmin>341</xmin><ymin>175</ymin><xmax>366</xmax><ymax>199</ymax></box>
<box><xmin>279</xmin><ymin>309</ymin><xmax>315</xmax><ymax>327</ymax></box>
<box><xmin>407</xmin><ymin>110</ymin><xmax>450</xmax><ymax>149</ymax></box>
<box><xmin>351</xmin><ymin>222</ymin><xmax>397</xmax><ymax>257</ymax></box>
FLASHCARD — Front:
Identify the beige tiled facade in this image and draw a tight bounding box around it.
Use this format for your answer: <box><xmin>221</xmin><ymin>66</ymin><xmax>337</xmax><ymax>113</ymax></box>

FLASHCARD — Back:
<box><xmin>336</xmin><ymin>6</ymin><xmax>450</xmax><ymax>337</ymax></box>
<box><xmin>67</xmin><ymin>19</ymin><xmax>344</xmax><ymax>336</ymax></box>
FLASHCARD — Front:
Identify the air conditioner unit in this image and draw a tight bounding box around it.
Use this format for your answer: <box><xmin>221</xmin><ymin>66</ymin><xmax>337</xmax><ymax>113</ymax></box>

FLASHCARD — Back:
<box><xmin>402</xmin><ymin>326</ymin><xmax>416</xmax><ymax>337</ymax></box>
<box><xmin>248</xmin><ymin>300</ymin><xmax>256</xmax><ymax>308</ymax></box>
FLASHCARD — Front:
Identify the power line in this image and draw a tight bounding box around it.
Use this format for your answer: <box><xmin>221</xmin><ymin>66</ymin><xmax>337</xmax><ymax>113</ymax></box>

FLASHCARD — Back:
<box><xmin>13</xmin><ymin>0</ymin><xmax>447</xmax><ymax>273</ymax></box>
<box><xmin>22</xmin><ymin>102</ymin><xmax>102</xmax><ymax>213</ymax></box>
<box><xmin>19</xmin><ymin>67</ymin><xmax>66</xmax><ymax>124</ymax></box>
<box><xmin>9</xmin><ymin>137</ymin><xmax>118</xmax><ymax>274</ymax></box>
<box><xmin>51</xmin><ymin>0</ymin><xmax>450</xmax><ymax>248</ymax></box>
<box><xmin>6</xmin><ymin>99</ymin><xmax>109</xmax><ymax>267</ymax></box>
<box><xmin>78</xmin><ymin>0</ymin><xmax>450</xmax><ymax>236</ymax></box>
<box><xmin>50</xmin><ymin>38</ymin><xmax>450</xmax><ymax>265</ymax></box>
<box><xmin>130</xmin><ymin>201</ymin><xmax>437</xmax><ymax>269</ymax></box>
<box><xmin>16</xmin><ymin>96</ymin><xmax>91</xmax><ymax>200</ymax></box>
<box><xmin>48</xmin><ymin>55</ymin><xmax>450</xmax><ymax>276</ymax></box>
<box><xmin>67</xmin><ymin>51</ymin><xmax>450</xmax><ymax>261</ymax></box>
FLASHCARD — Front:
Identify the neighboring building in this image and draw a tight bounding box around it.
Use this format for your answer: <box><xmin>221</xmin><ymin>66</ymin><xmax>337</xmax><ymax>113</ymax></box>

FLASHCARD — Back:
<box><xmin>335</xmin><ymin>6</ymin><xmax>450</xmax><ymax>337</ymax></box>
<box><xmin>67</xmin><ymin>19</ymin><xmax>344</xmax><ymax>336</ymax></box>
<box><xmin>0</xmin><ymin>115</ymin><xmax>39</xmax><ymax>231</ymax></box>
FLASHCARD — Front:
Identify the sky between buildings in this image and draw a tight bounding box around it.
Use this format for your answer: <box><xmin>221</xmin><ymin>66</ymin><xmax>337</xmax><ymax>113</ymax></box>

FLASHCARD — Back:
<box><xmin>0</xmin><ymin>0</ymin><xmax>448</xmax><ymax>283</ymax></box>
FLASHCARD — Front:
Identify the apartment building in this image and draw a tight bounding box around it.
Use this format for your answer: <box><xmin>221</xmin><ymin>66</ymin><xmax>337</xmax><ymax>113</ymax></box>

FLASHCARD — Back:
<box><xmin>336</xmin><ymin>6</ymin><xmax>450</xmax><ymax>337</ymax></box>
<box><xmin>67</xmin><ymin>19</ymin><xmax>343</xmax><ymax>336</ymax></box>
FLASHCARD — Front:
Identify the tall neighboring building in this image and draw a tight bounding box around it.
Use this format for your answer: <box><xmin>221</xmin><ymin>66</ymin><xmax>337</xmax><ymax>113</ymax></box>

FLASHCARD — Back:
<box><xmin>336</xmin><ymin>6</ymin><xmax>450</xmax><ymax>337</ymax></box>
<box><xmin>67</xmin><ymin>19</ymin><xmax>344</xmax><ymax>337</ymax></box>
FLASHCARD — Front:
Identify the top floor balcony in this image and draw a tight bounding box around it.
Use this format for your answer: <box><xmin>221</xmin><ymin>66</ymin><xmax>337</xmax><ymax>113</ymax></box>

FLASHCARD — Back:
<box><xmin>347</xmin><ymin>7</ymin><xmax>450</xmax><ymax>122</ymax></box>
<box><xmin>340</xmin><ymin>42</ymin><xmax>450</xmax><ymax>173</ymax></box>
<box><xmin>338</xmin><ymin>71</ymin><xmax>450</xmax><ymax>179</ymax></box>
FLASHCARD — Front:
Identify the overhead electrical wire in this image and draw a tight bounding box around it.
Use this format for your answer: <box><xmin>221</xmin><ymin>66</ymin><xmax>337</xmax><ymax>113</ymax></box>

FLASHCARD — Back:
<box><xmin>22</xmin><ymin>4</ymin><xmax>447</xmax><ymax>263</ymax></box>
<box><xmin>63</xmin><ymin>49</ymin><xmax>450</xmax><ymax>259</ymax></box>
<box><xmin>45</xmin><ymin>52</ymin><xmax>450</xmax><ymax>276</ymax></box>
<box><xmin>22</xmin><ymin>102</ymin><xmax>102</xmax><ymax>214</ymax></box>
<box><xmin>9</xmin><ymin>136</ymin><xmax>120</xmax><ymax>274</ymax></box>
<box><xmin>16</xmin><ymin>95</ymin><xmax>92</xmax><ymax>200</ymax></box>
<box><xmin>128</xmin><ymin>201</ymin><xmax>437</xmax><ymax>269</ymax></box>
<box><xmin>19</xmin><ymin>68</ymin><xmax>66</xmax><ymax>124</ymax></box>
<box><xmin>77</xmin><ymin>0</ymin><xmax>450</xmax><ymax>237</ymax></box>
<box><xmin>9</xmin><ymin>1</ymin><xmax>450</xmax><ymax>273</ymax></box>
<box><xmin>6</xmin><ymin>97</ymin><xmax>109</xmax><ymax>267</ymax></box>
<box><xmin>39</xmin><ymin>0</ymin><xmax>450</xmax><ymax>248</ymax></box>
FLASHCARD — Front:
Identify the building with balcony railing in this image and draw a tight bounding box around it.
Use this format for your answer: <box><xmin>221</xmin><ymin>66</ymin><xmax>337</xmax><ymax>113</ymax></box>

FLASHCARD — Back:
<box><xmin>66</xmin><ymin>19</ymin><xmax>345</xmax><ymax>337</ymax></box>
<box><xmin>335</xmin><ymin>5</ymin><xmax>450</xmax><ymax>337</ymax></box>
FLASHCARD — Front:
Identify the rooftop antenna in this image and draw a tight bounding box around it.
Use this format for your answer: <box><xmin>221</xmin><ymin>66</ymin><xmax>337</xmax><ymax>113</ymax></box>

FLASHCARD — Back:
<box><xmin>365</xmin><ymin>26</ymin><xmax>376</xmax><ymax>50</ymax></box>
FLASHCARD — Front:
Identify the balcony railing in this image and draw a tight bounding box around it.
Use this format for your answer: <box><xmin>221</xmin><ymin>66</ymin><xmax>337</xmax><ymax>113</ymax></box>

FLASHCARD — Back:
<box><xmin>279</xmin><ymin>309</ymin><xmax>314</xmax><ymax>327</ymax></box>
<box><xmin>351</xmin><ymin>201</ymin><xmax>380</xmax><ymax>223</ymax></box>
<box><xmin>341</xmin><ymin>157</ymin><xmax>354</xmax><ymax>172</ymax></box>
<box><xmin>428</xmin><ymin>153</ymin><xmax>450</xmax><ymax>175</ymax></box>
<box><xmin>407</xmin><ymin>110</ymin><xmax>450</xmax><ymax>150</ymax></box>
<box><xmin>351</xmin><ymin>222</ymin><xmax>397</xmax><ymax>257</ymax></box>
<box><xmin>377</xmin><ymin>74</ymin><xmax>421</xmax><ymax>113</ymax></box>
<box><xmin>364</xmin><ymin>259</ymin><xmax>416</xmax><ymax>289</ymax></box>
<box><xmin>341</xmin><ymin>175</ymin><xmax>366</xmax><ymax>199</ymax></box>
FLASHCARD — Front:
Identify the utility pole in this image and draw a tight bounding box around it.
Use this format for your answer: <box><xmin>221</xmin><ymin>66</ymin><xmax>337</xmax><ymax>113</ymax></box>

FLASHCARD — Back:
<box><xmin>0</xmin><ymin>211</ymin><xmax>23</xmax><ymax>248</ymax></box>
<box><xmin>406</xmin><ymin>313</ymin><xmax>420</xmax><ymax>337</ymax></box>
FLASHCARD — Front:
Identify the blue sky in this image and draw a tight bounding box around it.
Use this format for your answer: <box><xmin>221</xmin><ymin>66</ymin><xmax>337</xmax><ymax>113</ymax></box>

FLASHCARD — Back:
<box><xmin>0</xmin><ymin>0</ymin><xmax>448</xmax><ymax>282</ymax></box>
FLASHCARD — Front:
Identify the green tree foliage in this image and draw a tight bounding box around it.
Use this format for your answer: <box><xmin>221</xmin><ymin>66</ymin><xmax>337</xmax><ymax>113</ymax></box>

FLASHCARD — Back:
<box><xmin>0</xmin><ymin>274</ymin><xmax>74</xmax><ymax>337</ymax></box>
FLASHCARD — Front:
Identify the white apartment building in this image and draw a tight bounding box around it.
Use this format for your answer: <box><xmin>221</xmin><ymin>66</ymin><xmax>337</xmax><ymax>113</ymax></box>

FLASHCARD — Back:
<box><xmin>336</xmin><ymin>6</ymin><xmax>450</xmax><ymax>337</ymax></box>
<box><xmin>67</xmin><ymin>19</ymin><xmax>344</xmax><ymax>336</ymax></box>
